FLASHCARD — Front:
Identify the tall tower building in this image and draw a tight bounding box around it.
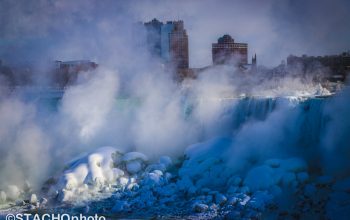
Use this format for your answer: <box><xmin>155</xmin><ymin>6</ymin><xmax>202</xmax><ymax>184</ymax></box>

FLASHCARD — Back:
<box><xmin>169</xmin><ymin>21</ymin><xmax>189</xmax><ymax>69</ymax></box>
<box><xmin>144</xmin><ymin>19</ymin><xmax>189</xmax><ymax>69</ymax></box>
<box><xmin>160</xmin><ymin>22</ymin><xmax>174</xmax><ymax>62</ymax></box>
<box><xmin>212</xmin><ymin>35</ymin><xmax>248</xmax><ymax>65</ymax></box>
<box><xmin>144</xmin><ymin>18</ymin><xmax>163</xmax><ymax>57</ymax></box>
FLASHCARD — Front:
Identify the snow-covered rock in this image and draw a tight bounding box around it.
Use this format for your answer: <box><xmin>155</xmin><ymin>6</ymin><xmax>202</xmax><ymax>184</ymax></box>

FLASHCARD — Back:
<box><xmin>145</xmin><ymin>163</ymin><xmax>167</xmax><ymax>172</ymax></box>
<box><xmin>126</xmin><ymin>161</ymin><xmax>142</xmax><ymax>174</ymax></box>
<box><xmin>30</xmin><ymin>194</ymin><xmax>38</xmax><ymax>204</ymax></box>
<box><xmin>121</xmin><ymin>152</ymin><xmax>148</xmax><ymax>174</ymax></box>
<box><xmin>142</xmin><ymin>170</ymin><xmax>164</xmax><ymax>187</ymax></box>
<box><xmin>60</xmin><ymin>147</ymin><xmax>121</xmax><ymax>188</ymax></box>
<box><xmin>239</xmin><ymin>195</ymin><xmax>251</xmax><ymax>206</ymax></box>
<box><xmin>121</xmin><ymin>152</ymin><xmax>148</xmax><ymax>163</ymax></box>
<box><xmin>52</xmin><ymin>147</ymin><xmax>127</xmax><ymax>202</ymax></box>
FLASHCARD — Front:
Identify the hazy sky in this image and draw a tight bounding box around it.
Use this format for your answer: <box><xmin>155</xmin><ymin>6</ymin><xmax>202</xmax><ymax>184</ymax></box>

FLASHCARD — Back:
<box><xmin>0</xmin><ymin>0</ymin><xmax>349</xmax><ymax>67</ymax></box>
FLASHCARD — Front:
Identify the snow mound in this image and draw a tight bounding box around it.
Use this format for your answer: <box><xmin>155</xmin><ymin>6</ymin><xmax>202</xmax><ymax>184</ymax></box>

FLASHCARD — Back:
<box><xmin>52</xmin><ymin>147</ymin><xmax>126</xmax><ymax>202</ymax></box>
<box><xmin>48</xmin><ymin>147</ymin><xmax>175</xmax><ymax>205</ymax></box>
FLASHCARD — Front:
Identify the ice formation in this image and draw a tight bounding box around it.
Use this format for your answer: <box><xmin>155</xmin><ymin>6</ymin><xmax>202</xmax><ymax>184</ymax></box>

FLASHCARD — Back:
<box><xmin>14</xmin><ymin>137</ymin><xmax>313</xmax><ymax>218</ymax></box>
<box><xmin>0</xmin><ymin>90</ymin><xmax>349</xmax><ymax>219</ymax></box>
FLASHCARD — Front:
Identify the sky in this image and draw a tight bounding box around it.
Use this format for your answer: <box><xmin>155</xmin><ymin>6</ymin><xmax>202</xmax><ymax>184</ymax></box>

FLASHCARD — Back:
<box><xmin>0</xmin><ymin>0</ymin><xmax>349</xmax><ymax>67</ymax></box>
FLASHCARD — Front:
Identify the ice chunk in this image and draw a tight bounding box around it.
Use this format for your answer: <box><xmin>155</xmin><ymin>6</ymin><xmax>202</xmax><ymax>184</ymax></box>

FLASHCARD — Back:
<box><xmin>121</xmin><ymin>152</ymin><xmax>148</xmax><ymax>162</ymax></box>
<box><xmin>30</xmin><ymin>194</ymin><xmax>38</xmax><ymax>204</ymax></box>
<box><xmin>126</xmin><ymin>161</ymin><xmax>142</xmax><ymax>174</ymax></box>
<box><xmin>113</xmin><ymin>168</ymin><xmax>125</xmax><ymax>177</ymax></box>
<box><xmin>62</xmin><ymin>165</ymin><xmax>89</xmax><ymax>190</ymax></box>
<box><xmin>58</xmin><ymin>189</ymin><xmax>74</xmax><ymax>202</ymax></box>
<box><xmin>240</xmin><ymin>195</ymin><xmax>251</xmax><ymax>206</ymax></box>
<box><xmin>118</xmin><ymin>177</ymin><xmax>129</xmax><ymax>187</ymax></box>
<box><xmin>145</xmin><ymin>163</ymin><xmax>167</xmax><ymax>172</ymax></box>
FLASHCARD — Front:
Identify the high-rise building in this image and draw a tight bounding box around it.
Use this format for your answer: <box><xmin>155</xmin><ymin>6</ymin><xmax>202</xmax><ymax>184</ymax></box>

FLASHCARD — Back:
<box><xmin>168</xmin><ymin>21</ymin><xmax>189</xmax><ymax>69</ymax></box>
<box><xmin>160</xmin><ymin>22</ymin><xmax>174</xmax><ymax>62</ymax></box>
<box><xmin>144</xmin><ymin>19</ymin><xmax>189</xmax><ymax>69</ymax></box>
<box><xmin>144</xmin><ymin>19</ymin><xmax>163</xmax><ymax>57</ymax></box>
<box><xmin>212</xmin><ymin>35</ymin><xmax>248</xmax><ymax>65</ymax></box>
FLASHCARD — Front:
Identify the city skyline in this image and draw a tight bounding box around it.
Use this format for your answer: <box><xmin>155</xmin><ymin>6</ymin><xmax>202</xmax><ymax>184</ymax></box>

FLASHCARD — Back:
<box><xmin>0</xmin><ymin>0</ymin><xmax>349</xmax><ymax>68</ymax></box>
